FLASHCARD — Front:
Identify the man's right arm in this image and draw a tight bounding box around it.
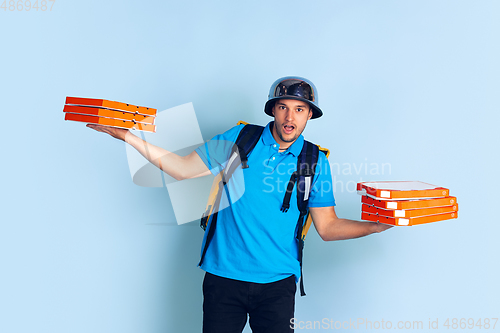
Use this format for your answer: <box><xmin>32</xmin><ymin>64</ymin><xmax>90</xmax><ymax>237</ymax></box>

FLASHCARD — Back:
<box><xmin>87</xmin><ymin>124</ymin><xmax>211</xmax><ymax>181</ymax></box>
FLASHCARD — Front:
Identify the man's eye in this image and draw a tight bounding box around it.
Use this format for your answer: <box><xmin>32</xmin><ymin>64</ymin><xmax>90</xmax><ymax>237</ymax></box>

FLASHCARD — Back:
<box><xmin>297</xmin><ymin>108</ymin><xmax>303</xmax><ymax>112</ymax></box>
<box><xmin>279</xmin><ymin>106</ymin><xmax>286</xmax><ymax>110</ymax></box>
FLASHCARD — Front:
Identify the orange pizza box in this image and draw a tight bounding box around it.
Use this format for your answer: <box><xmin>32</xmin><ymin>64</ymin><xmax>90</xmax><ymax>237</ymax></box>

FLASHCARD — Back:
<box><xmin>361</xmin><ymin>211</ymin><xmax>458</xmax><ymax>226</ymax></box>
<box><xmin>64</xmin><ymin>113</ymin><xmax>156</xmax><ymax>133</ymax></box>
<box><xmin>64</xmin><ymin>105</ymin><xmax>155</xmax><ymax>125</ymax></box>
<box><xmin>65</xmin><ymin>97</ymin><xmax>157</xmax><ymax>117</ymax></box>
<box><xmin>361</xmin><ymin>195</ymin><xmax>458</xmax><ymax>210</ymax></box>
<box><xmin>357</xmin><ymin>181</ymin><xmax>449</xmax><ymax>200</ymax></box>
<box><xmin>362</xmin><ymin>203</ymin><xmax>459</xmax><ymax>218</ymax></box>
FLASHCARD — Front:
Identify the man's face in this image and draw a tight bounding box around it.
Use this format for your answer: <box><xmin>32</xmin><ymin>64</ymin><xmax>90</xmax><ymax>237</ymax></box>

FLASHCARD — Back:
<box><xmin>271</xmin><ymin>99</ymin><xmax>313</xmax><ymax>147</ymax></box>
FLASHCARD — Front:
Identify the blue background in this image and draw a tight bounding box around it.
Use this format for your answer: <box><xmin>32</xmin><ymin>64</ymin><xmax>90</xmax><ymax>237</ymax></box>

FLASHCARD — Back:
<box><xmin>1</xmin><ymin>0</ymin><xmax>498</xmax><ymax>332</ymax></box>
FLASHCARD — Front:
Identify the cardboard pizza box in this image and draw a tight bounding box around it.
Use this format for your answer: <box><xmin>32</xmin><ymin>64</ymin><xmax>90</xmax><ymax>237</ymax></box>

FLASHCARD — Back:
<box><xmin>357</xmin><ymin>181</ymin><xmax>449</xmax><ymax>200</ymax></box>
<box><xmin>64</xmin><ymin>105</ymin><xmax>155</xmax><ymax>125</ymax></box>
<box><xmin>64</xmin><ymin>113</ymin><xmax>156</xmax><ymax>132</ymax></box>
<box><xmin>65</xmin><ymin>97</ymin><xmax>157</xmax><ymax>116</ymax></box>
<box><xmin>361</xmin><ymin>195</ymin><xmax>458</xmax><ymax>210</ymax></box>
<box><xmin>361</xmin><ymin>210</ymin><xmax>458</xmax><ymax>226</ymax></box>
<box><xmin>362</xmin><ymin>203</ymin><xmax>458</xmax><ymax>218</ymax></box>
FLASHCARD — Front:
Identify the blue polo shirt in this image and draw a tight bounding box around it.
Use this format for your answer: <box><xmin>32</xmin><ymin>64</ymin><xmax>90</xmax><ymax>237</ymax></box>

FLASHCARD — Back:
<box><xmin>195</xmin><ymin>121</ymin><xmax>335</xmax><ymax>283</ymax></box>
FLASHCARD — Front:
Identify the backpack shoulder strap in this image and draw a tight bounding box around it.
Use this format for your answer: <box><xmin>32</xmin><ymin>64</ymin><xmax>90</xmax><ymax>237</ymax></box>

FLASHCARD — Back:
<box><xmin>299</xmin><ymin>146</ymin><xmax>328</xmax><ymax>239</ymax></box>
<box><xmin>235</xmin><ymin>124</ymin><xmax>264</xmax><ymax>168</ymax></box>
<box><xmin>296</xmin><ymin>140</ymin><xmax>320</xmax><ymax>210</ymax></box>
<box><xmin>198</xmin><ymin>123</ymin><xmax>264</xmax><ymax>267</ymax></box>
<box><xmin>279</xmin><ymin>140</ymin><xmax>320</xmax><ymax>213</ymax></box>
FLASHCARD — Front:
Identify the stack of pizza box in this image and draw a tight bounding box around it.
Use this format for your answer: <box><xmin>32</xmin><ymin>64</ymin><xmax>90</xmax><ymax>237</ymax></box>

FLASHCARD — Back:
<box><xmin>63</xmin><ymin>97</ymin><xmax>157</xmax><ymax>133</ymax></box>
<box><xmin>357</xmin><ymin>181</ymin><xmax>458</xmax><ymax>226</ymax></box>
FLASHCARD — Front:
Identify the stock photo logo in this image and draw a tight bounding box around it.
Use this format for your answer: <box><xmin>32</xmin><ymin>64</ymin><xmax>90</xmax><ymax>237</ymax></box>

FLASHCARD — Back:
<box><xmin>125</xmin><ymin>103</ymin><xmax>244</xmax><ymax>225</ymax></box>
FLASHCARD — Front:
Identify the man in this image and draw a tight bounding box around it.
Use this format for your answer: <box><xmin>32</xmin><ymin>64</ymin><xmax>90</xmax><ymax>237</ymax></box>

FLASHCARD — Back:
<box><xmin>88</xmin><ymin>76</ymin><xmax>392</xmax><ymax>333</ymax></box>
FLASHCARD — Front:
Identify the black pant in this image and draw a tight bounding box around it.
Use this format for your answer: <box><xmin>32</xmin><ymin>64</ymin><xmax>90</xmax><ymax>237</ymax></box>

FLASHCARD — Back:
<box><xmin>202</xmin><ymin>272</ymin><xmax>296</xmax><ymax>333</ymax></box>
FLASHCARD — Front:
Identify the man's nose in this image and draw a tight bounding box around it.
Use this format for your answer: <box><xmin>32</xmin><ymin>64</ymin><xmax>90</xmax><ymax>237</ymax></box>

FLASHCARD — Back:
<box><xmin>285</xmin><ymin>110</ymin><xmax>293</xmax><ymax>121</ymax></box>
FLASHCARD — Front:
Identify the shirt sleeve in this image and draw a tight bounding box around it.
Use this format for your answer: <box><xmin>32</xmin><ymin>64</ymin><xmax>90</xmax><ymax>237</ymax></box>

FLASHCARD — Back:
<box><xmin>195</xmin><ymin>124</ymin><xmax>245</xmax><ymax>176</ymax></box>
<box><xmin>308</xmin><ymin>151</ymin><xmax>336</xmax><ymax>207</ymax></box>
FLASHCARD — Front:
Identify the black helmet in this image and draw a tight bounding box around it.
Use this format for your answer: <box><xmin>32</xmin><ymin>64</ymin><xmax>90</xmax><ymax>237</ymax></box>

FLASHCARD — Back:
<box><xmin>264</xmin><ymin>76</ymin><xmax>323</xmax><ymax>119</ymax></box>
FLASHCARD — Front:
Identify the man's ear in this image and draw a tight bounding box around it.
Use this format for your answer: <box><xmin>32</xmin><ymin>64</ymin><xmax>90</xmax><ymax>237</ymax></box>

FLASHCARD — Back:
<box><xmin>308</xmin><ymin>109</ymin><xmax>313</xmax><ymax>120</ymax></box>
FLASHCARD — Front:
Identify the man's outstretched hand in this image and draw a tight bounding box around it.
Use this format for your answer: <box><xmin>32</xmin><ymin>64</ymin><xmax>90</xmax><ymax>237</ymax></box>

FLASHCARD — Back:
<box><xmin>375</xmin><ymin>223</ymin><xmax>394</xmax><ymax>233</ymax></box>
<box><xmin>86</xmin><ymin>124</ymin><xmax>132</xmax><ymax>142</ymax></box>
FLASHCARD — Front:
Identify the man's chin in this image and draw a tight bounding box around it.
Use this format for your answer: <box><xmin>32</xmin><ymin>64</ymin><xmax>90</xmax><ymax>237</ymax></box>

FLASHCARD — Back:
<box><xmin>278</xmin><ymin>131</ymin><xmax>297</xmax><ymax>143</ymax></box>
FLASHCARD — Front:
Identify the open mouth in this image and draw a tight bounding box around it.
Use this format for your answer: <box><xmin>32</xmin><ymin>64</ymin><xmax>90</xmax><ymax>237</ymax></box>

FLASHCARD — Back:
<box><xmin>283</xmin><ymin>124</ymin><xmax>295</xmax><ymax>134</ymax></box>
